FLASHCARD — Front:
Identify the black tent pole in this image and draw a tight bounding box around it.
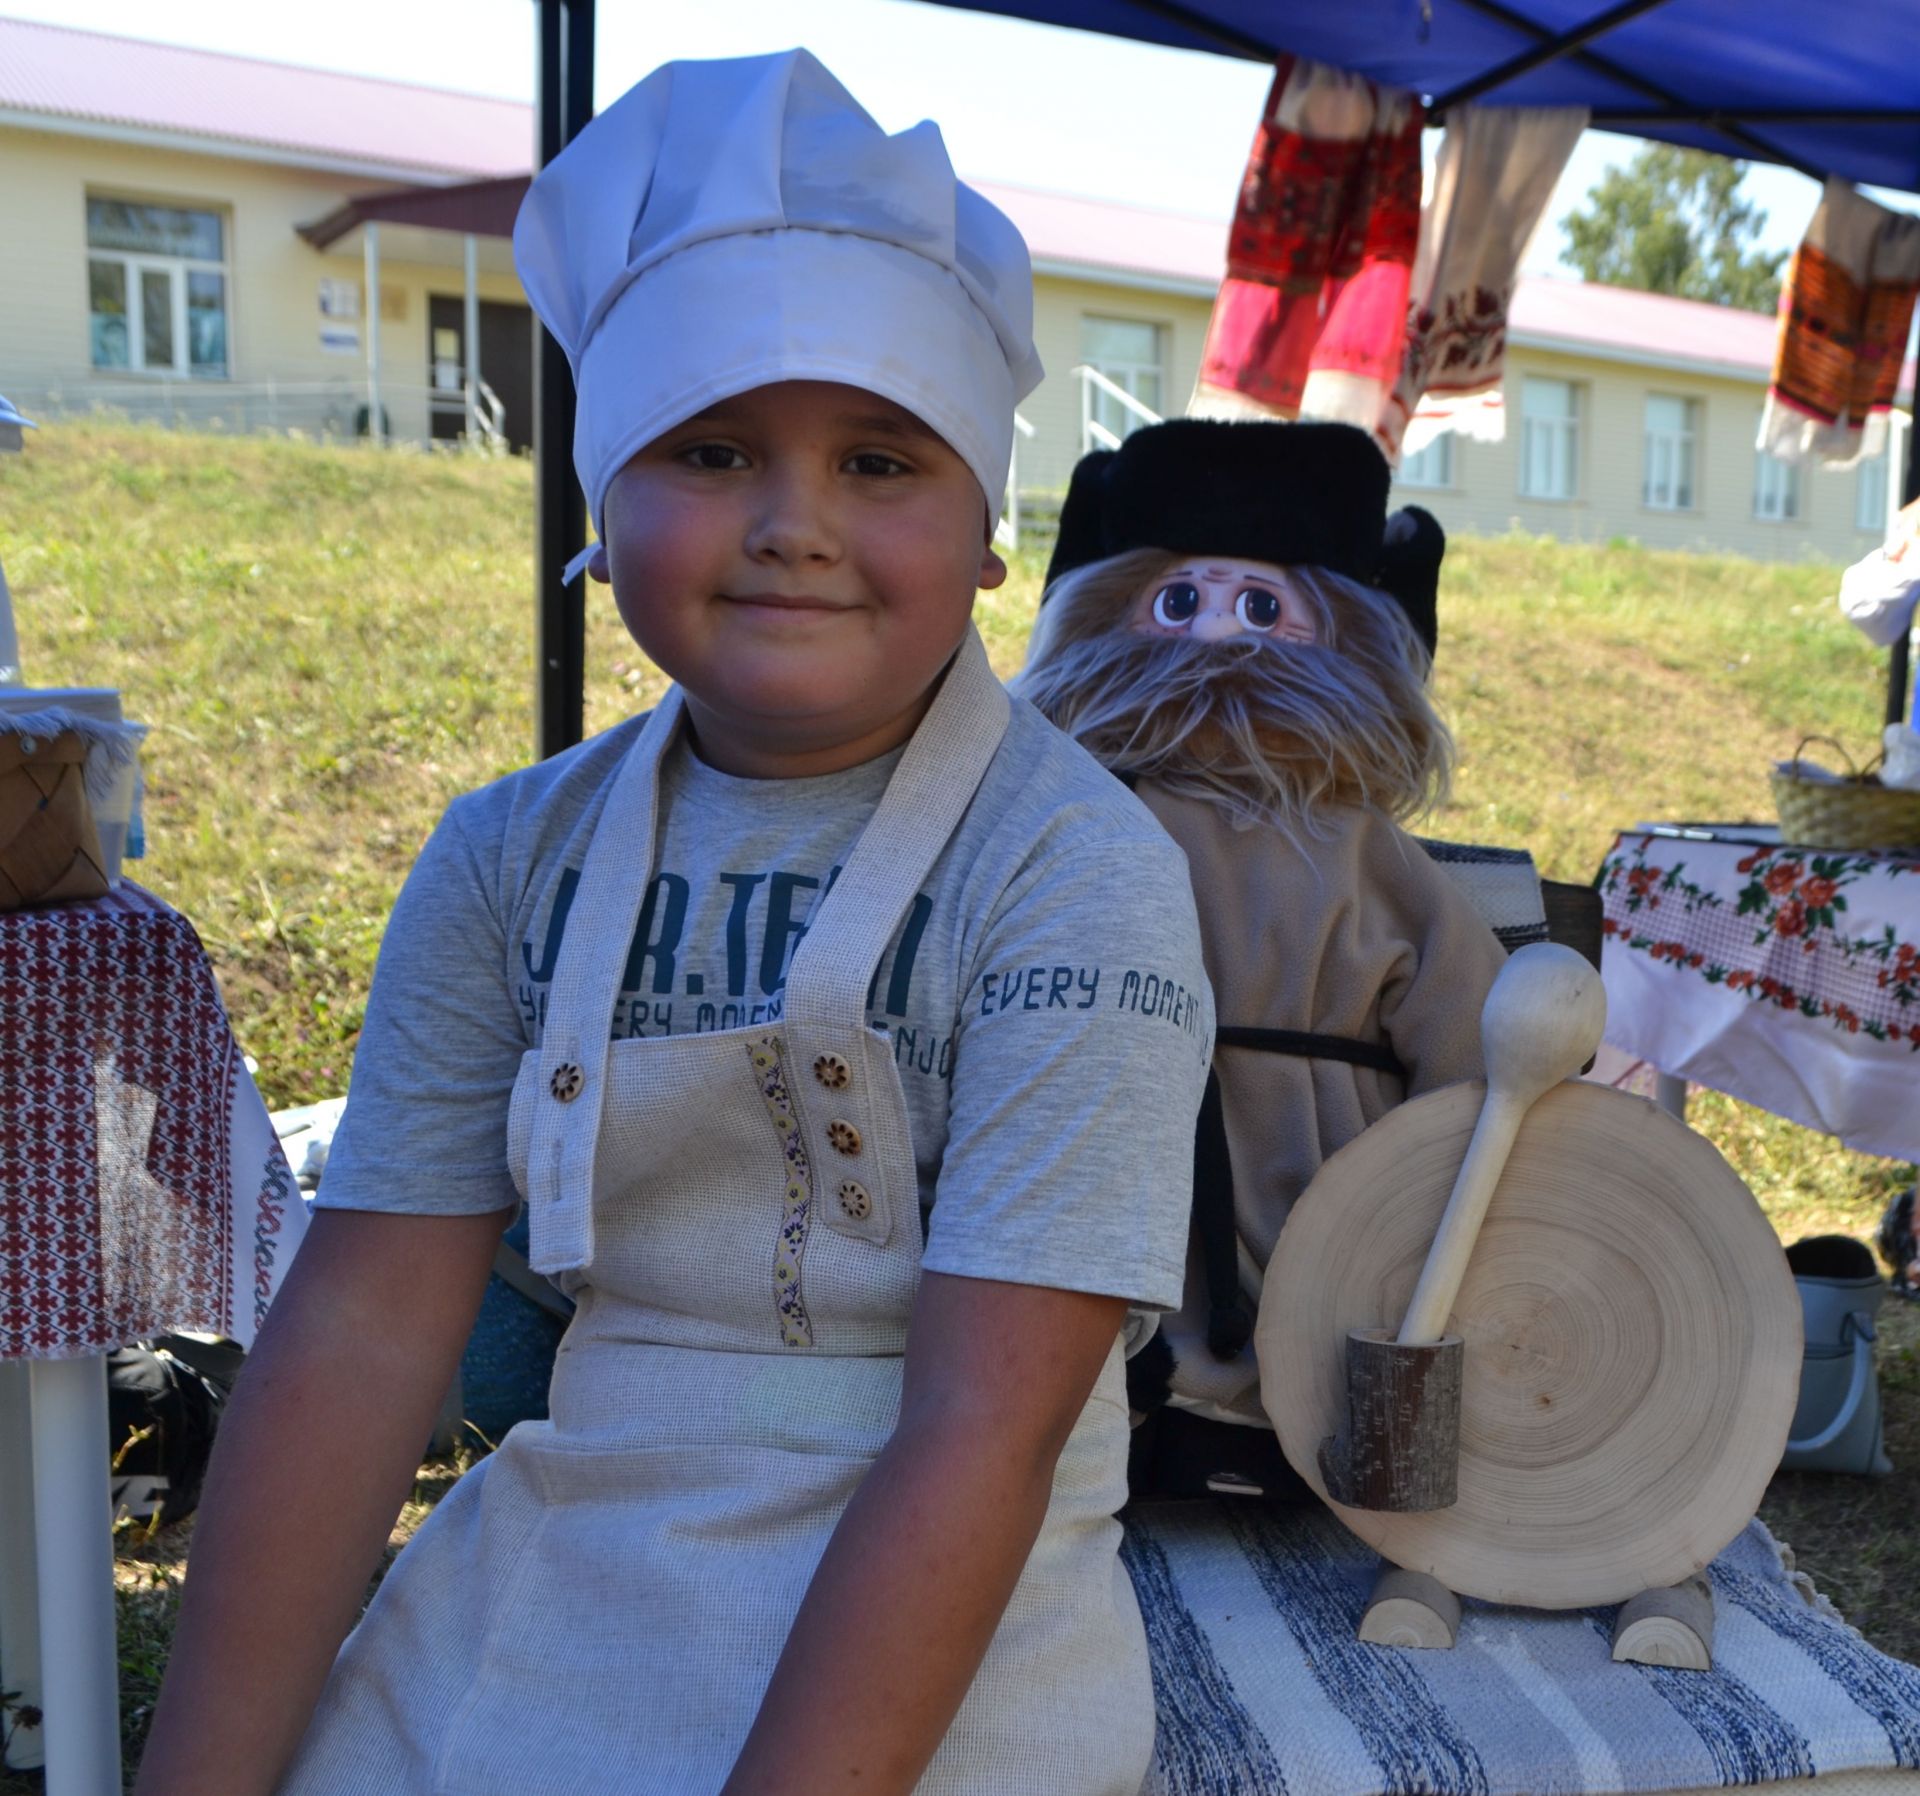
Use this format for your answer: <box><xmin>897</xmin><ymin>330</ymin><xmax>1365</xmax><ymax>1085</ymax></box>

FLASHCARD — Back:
<box><xmin>533</xmin><ymin>0</ymin><xmax>595</xmax><ymax>760</ymax></box>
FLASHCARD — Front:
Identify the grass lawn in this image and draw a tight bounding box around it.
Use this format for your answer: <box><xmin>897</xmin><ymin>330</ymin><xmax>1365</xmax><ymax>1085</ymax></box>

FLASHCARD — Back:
<box><xmin>1</xmin><ymin>420</ymin><xmax>1915</xmax><ymax>1788</ymax></box>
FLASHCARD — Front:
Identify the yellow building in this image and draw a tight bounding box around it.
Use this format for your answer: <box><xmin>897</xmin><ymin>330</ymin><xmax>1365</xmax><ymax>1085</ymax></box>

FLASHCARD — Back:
<box><xmin>2</xmin><ymin>13</ymin><xmax>1903</xmax><ymax>560</ymax></box>
<box><xmin>0</xmin><ymin>16</ymin><xmax>532</xmax><ymax>447</ymax></box>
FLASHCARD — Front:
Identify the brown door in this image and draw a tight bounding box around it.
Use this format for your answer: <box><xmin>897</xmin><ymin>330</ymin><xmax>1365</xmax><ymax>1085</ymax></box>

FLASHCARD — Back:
<box><xmin>428</xmin><ymin>295</ymin><xmax>534</xmax><ymax>451</ymax></box>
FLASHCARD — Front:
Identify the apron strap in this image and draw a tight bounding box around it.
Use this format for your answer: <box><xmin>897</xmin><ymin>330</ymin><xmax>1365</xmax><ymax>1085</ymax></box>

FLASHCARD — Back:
<box><xmin>527</xmin><ymin>690</ymin><xmax>686</xmax><ymax>1271</ymax></box>
<box><xmin>783</xmin><ymin>627</ymin><xmax>1009</xmax><ymax>1026</ymax></box>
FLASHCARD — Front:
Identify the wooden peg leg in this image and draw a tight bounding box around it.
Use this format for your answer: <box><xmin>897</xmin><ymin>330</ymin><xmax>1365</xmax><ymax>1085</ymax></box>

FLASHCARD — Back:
<box><xmin>1358</xmin><ymin>1566</ymin><xmax>1461</xmax><ymax>1649</ymax></box>
<box><xmin>1612</xmin><ymin>1576</ymin><xmax>1715</xmax><ymax>1670</ymax></box>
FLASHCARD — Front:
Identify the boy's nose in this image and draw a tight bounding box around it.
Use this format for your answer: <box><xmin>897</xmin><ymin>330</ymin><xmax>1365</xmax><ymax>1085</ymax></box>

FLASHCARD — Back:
<box><xmin>743</xmin><ymin>472</ymin><xmax>838</xmax><ymax>563</ymax></box>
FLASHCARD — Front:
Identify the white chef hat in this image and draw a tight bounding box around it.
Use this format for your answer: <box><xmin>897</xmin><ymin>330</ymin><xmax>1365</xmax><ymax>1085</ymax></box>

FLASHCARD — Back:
<box><xmin>513</xmin><ymin>49</ymin><xmax>1045</xmax><ymax>569</ymax></box>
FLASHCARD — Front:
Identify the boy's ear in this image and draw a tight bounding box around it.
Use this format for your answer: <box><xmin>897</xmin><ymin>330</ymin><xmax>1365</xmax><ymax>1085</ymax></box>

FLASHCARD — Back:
<box><xmin>977</xmin><ymin>542</ymin><xmax>1008</xmax><ymax>591</ymax></box>
<box><xmin>586</xmin><ymin>544</ymin><xmax>611</xmax><ymax>584</ymax></box>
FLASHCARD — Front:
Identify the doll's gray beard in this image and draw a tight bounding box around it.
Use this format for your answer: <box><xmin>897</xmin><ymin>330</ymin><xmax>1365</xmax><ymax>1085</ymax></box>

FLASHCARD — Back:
<box><xmin>1018</xmin><ymin>630</ymin><xmax>1449</xmax><ymax>839</ymax></box>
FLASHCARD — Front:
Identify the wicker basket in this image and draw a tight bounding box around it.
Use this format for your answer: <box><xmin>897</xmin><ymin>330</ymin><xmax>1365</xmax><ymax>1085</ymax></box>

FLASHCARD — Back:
<box><xmin>1770</xmin><ymin>735</ymin><xmax>1920</xmax><ymax>853</ymax></box>
<box><xmin>0</xmin><ymin>727</ymin><xmax>109</xmax><ymax>911</ymax></box>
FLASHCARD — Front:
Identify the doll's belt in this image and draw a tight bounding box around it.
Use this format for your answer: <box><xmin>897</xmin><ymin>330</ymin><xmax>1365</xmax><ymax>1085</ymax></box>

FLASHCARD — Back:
<box><xmin>1214</xmin><ymin>1025</ymin><xmax>1405</xmax><ymax>1079</ymax></box>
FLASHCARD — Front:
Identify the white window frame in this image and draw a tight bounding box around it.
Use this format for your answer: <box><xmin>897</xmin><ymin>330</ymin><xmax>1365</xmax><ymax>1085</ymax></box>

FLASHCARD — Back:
<box><xmin>1642</xmin><ymin>394</ymin><xmax>1698</xmax><ymax>512</ymax></box>
<box><xmin>1081</xmin><ymin>315</ymin><xmax>1164</xmax><ymax>443</ymax></box>
<box><xmin>1753</xmin><ymin>447</ymin><xmax>1802</xmax><ymax>522</ymax></box>
<box><xmin>86</xmin><ymin>197</ymin><xmax>231</xmax><ymax>380</ymax></box>
<box><xmin>1519</xmin><ymin>377</ymin><xmax>1580</xmax><ymax>501</ymax></box>
<box><xmin>1398</xmin><ymin>434</ymin><xmax>1454</xmax><ymax>490</ymax></box>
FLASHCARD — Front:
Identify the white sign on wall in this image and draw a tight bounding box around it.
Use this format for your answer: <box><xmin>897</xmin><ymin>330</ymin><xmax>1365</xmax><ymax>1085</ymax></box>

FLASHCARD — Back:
<box><xmin>320</xmin><ymin>325</ymin><xmax>362</xmax><ymax>356</ymax></box>
<box><xmin>318</xmin><ymin>278</ymin><xmax>361</xmax><ymax>320</ymax></box>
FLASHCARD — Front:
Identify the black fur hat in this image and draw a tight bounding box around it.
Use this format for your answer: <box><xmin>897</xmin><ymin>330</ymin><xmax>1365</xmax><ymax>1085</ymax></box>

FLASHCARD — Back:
<box><xmin>1375</xmin><ymin>503</ymin><xmax>1444</xmax><ymax>659</ymax></box>
<box><xmin>1043</xmin><ymin>419</ymin><xmax>1442</xmax><ymax>657</ymax></box>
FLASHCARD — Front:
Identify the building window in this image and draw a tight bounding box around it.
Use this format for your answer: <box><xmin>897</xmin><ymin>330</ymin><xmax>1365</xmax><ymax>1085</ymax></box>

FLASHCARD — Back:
<box><xmin>1857</xmin><ymin>451</ymin><xmax>1891</xmax><ymax>533</ymax></box>
<box><xmin>1754</xmin><ymin>446</ymin><xmax>1801</xmax><ymax>521</ymax></box>
<box><xmin>1398</xmin><ymin>434</ymin><xmax>1453</xmax><ymax>489</ymax></box>
<box><xmin>1081</xmin><ymin>316</ymin><xmax>1163</xmax><ymax>445</ymax></box>
<box><xmin>1519</xmin><ymin>377</ymin><xmax>1579</xmax><ymax>500</ymax></box>
<box><xmin>86</xmin><ymin>197</ymin><xmax>229</xmax><ymax>378</ymax></box>
<box><xmin>1642</xmin><ymin>394</ymin><xmax>1698</xmax><ymax>510</ymax></box>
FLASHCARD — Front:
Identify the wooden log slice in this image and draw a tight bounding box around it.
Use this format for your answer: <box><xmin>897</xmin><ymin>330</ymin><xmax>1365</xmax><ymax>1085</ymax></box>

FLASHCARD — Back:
<box><xmin>1257</xmin><ymin>1081</ymin><xmax>1802</xmax><ymax>1609</ymax></box>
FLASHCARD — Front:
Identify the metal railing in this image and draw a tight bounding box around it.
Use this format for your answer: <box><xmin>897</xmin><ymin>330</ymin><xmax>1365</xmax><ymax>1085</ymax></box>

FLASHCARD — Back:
<box><xmin>995</xmin><ymin>411</ymin><xmax>1038</xmax><ymax>552</ymax></box>
<box><xmin>472</xmin><ymin>378</ymin><xmax>507</xmax><ymax>448</ymax></box>
<box><xmin>1075</xmin><ymin>363</ymin><xmax>1162</xmax><ymax>454</ymax></box>
<box><xmin>21</xmin><ymin>376</ymin><xmax>507</xmax><ymax>449</ymax></box>
<box><xmin>431</xmin><ymin>376</ymin><xmax>509</xmax><ymax>450</ymax></box>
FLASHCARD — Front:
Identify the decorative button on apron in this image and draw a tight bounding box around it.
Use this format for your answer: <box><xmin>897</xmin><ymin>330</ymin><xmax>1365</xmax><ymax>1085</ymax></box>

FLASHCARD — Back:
<box><xmin>813</xmin><ymin>1053</ymin><xmax>851</xmax><ymax>1090</ymax></box>
<box><xmin>837</xmin><ymin>1180</ymin><xmax>872</xmax><ymax>1221</ymax></box>
<box><xmin>550</xmin><ymin>1063</ymin><xmax>584</xmax><ymax>1103</ymax></box>
<box><xmin>826</xmin><ymin>1119</ymin><xmax>862</xmax><ymax>1155</ymax></box>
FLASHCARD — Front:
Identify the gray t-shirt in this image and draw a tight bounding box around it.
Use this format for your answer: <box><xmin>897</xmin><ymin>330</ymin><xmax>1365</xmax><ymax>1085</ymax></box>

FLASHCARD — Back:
<box><xmin>318</xmin><ymin>696</ymin><xmax>1212</xmax><ymax>1310</ymax></box>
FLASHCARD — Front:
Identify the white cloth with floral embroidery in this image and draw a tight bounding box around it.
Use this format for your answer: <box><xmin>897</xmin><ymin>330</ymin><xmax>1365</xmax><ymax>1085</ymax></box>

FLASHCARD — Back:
<box><xmin>1383</xmin><ymin>104</ymin><xmax>1586</xmax><ymax>463</ymax></box>
<box><xmin>278</xmin><ymin>632</ymin><xmax>1170</xmax><ymax>1795</ymax></box>
<box><xmin>1598</xmin><ymin>827</ymin><xmax>1920</xmax><ymax>1161</ymax></box>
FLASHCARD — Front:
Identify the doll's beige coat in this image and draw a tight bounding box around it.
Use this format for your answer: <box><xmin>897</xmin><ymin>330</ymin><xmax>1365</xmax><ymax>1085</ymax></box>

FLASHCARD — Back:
<box><xmin>1135</xmin><ymin>784</ymin><xmax>1509</xmax><ymax>1426</ymax></box>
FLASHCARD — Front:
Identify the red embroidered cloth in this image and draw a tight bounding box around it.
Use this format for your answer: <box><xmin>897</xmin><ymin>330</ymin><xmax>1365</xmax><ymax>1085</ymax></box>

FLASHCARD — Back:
<box><xmin>1598</xmin><ymin>829</ymin><xmax>1920</xmax><ymax>1161</ymax></box>
<box><xmin>1197</xmin><ymin>55</ymin><xmax>1422</xmax><ymax>417</ymax></box>
<box><xmin>1760</xmin><ymin>179</ymin><xmax>1920</xmax><ymax>466</ymax></box>
<box><xmin>0</xmin><ymin>883</ymin><xmax>304</xmax><ymax>1359</ymax></box>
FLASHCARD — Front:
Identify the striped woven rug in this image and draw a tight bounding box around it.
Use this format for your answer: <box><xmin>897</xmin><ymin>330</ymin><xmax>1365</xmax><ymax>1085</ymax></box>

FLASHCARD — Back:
<box><xmin>1124</xmin><ymin>1503</ymin><xmax>1920</xmax><ymax>1796</ymax></box>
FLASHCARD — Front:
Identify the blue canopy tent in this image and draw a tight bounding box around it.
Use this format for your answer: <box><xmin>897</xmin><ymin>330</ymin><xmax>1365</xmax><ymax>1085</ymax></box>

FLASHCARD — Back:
<box><xmin>528</xmin><ymin>0</ymin><xmax>1920</xmax><ymax>754</ymax></box>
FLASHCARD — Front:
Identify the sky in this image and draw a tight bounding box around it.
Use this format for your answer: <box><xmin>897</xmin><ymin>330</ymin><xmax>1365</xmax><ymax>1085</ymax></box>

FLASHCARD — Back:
<box><xmin>1</xmin><ymin>0</ymin><xmax>1893</xmax><ymax>277</ymax></box>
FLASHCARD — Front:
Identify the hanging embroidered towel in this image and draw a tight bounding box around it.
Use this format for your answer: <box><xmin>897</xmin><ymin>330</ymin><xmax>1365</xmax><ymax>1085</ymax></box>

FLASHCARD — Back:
<box><xmin>1760</xmin><ymin>177</ymin><xmax>1920</xmax><ymax>468</ymax></box>
<box><xmin>1193</xmin><ymin>57</ymin><xmax>1422</xmax><ymax>429</ymax></box>
<box><xmin>1383</xmin><ymin>104</ymin><xmax>1586</xmax><ymax>463</ymax></box>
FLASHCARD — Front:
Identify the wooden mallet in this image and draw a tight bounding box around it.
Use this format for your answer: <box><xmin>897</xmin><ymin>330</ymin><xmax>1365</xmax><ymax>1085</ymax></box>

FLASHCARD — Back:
<box><xmin>1319</xmin><ymin>943</ymin><xmax>1608</xmax><ymax>1511</ymax></box>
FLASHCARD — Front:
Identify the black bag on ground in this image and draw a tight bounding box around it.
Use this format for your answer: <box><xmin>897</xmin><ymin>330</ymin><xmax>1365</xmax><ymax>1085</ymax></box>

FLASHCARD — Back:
<box><xmin>1879</xmin><ymin>1186</ymin><xmax>1918</xmax><ymax>1301</ymax></box>
<box><xmin>107</xmin><ymin>1335</ymin><xmax>234</xmax><ymax>1527</ymax></box>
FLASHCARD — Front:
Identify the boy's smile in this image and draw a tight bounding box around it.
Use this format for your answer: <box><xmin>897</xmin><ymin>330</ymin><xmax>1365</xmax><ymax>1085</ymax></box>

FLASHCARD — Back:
<box><xmin>600</xmin><ymin>381</ymin><xmax>1005</xmax><ymax>779</ymax></box>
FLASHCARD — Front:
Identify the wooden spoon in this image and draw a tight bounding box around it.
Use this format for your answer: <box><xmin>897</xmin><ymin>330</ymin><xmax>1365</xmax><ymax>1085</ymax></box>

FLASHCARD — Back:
<box><xmin>1396</xmin><ymin>942</ymin><xmax>1606</xmax><ymax>1347</ymax></box>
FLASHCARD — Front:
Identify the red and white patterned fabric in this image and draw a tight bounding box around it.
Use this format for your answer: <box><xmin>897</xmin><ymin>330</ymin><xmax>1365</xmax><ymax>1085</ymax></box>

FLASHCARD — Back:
<box><xmin>1193</xmin><ymin>56</ymin><xmax>1423</xmax><ymax>429</ymax></box>
<box><xmin>0</xmin><ymin>883</ymin><xmax>304</xmax><ymax>1359</ymax></box>
<box><xmin>1599</xmin><ymin>829</ymin><xmax>1920</xmax><ymax>1161</ymax></box>
<box><xmin>1760</xmin><ymin>177</ymin><xmax>1920</xmax><ymax>469</ymax></box>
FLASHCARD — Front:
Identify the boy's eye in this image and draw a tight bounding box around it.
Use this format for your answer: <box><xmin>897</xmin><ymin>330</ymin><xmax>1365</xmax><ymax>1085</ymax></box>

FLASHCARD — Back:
<box><xmin>1236</xmin><ymin>587</ymin><xmax>1282</xmax><ymax>632</ymax></box>
<box><xmin>1152</xmin><ymin>583</ymin><xmax>1200</xmax><ymax>627</ymax></box>
<box><xmin>681</xmin><ymin>443</ymin><xmax>748</xmax><ymax>471</ymax></box>
<box><xmin>846</xmin><ymin>451</ymin><xmax>911</xmax><ymax>478</ymax></box>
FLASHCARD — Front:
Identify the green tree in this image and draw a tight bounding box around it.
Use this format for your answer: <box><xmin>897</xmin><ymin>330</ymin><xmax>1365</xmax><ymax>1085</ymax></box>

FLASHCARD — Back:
<box><xmin>1560</xmin><ymin>145</ymin><xmax>1788</xmax><ymax>313</ymax></box>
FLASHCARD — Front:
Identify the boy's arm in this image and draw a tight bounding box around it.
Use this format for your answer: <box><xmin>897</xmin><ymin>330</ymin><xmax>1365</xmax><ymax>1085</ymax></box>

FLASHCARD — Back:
<box><xmin>721</xmin><ymin>1269</ymin><xmax>1127</xmax><ymax>1796</ymax></box>
<box><xmin>134</xmin><ymin>1204</ymin><xmax>511</xmax><ymax>1796</ymax></box>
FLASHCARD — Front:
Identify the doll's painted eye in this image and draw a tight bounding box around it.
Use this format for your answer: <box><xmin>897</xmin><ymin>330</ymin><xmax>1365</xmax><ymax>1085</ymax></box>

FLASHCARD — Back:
<box><xmin>1152</xmin><ymin>583</ymin><xmax>1200</xmax><ymax>626</ymax></box>
<box><xmin>1236</xmin><ymin>587</ymin><xmax>1283</xmax><ymax>632</ymax></box>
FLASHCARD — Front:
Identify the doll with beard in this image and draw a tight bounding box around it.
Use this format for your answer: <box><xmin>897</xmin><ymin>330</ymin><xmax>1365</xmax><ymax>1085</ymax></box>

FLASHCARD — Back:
<box><xmin>1015</xmin><ymin>418</ymin><xmax>1509</xmax><ymax>1504</ymax></box>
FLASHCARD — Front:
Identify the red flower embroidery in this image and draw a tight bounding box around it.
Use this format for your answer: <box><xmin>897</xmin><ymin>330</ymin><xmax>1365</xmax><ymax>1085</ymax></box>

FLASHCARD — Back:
<box><xmin>1765</xmin><ymin>863</ymin><xmax>1803</xmax><ymax>897</ymax></box>
<box><xmin>1775</xmin><ymin>900</ymin><xmax>1807</xmax><ymax>938</ymax></box>
<box><xmin>1800</xmin><ymin>876</ymin><xmax>1838</xmax><ymax>908</ymax></box>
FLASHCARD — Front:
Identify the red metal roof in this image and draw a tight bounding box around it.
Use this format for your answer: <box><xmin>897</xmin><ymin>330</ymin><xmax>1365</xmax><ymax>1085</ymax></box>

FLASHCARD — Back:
<box><xmin>973</xmin><ymin>178</ymin><xmax>1229</xmax><ymax>290</ymax></box>
<box><xmin>0</xmin><ymin>15</ymin><xmax>530</xmax><ymax>179</ymax></box>
<box><xmin>1509</xmin><ymin>275</ymin><xmax>1778</xmax><ymax>375</ymax></box>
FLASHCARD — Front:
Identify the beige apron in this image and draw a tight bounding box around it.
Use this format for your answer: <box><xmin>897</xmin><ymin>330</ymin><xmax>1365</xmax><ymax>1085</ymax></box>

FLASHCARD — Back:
<box><xmin>281</xmin><ymin>630</ymin><xmax>1154</xmax><ymax>1796</ymax></box>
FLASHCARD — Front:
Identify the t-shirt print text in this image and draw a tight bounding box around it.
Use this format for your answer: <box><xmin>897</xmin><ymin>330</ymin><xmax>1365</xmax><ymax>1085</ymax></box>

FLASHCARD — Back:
<box><xmin>517</xmin><ymin>863</ymin><xmax>934</xmax><ymax>1044</ymax></box>
<box><xmin>976</xmin><ymin>963</ymin><xmax>1205</xmax><ymax>1043</ymax></box>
